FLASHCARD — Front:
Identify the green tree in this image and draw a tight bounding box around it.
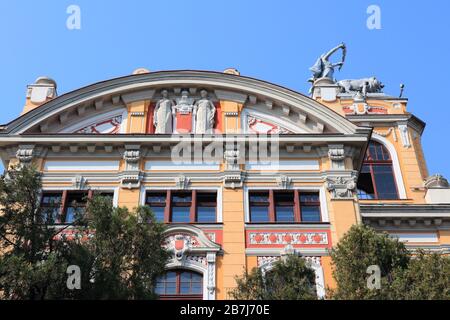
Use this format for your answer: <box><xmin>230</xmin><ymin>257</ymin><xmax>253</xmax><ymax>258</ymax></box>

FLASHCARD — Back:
<box><xmin>231</xmin><ymin>255</ymin><xmax>318</xmax><ymax>300</ymax></box>
<box><xmin>0</xmin><ymin>165</ymin><xmax>72</xmax><ymax>299</ymax></box>
<box><xmin>0</xmin><ymin>165</ymin><xmax>169</xmax><ymax>300</ymax></box>
<box><xmin>389</xmin><ymin>251</ymin><xmax>450</xmax><ymax>300</ymax></box>
<box><xmin>328</xmin><ymin>224</ymin><xmax>410</xmax><ymax>300</ymax></box>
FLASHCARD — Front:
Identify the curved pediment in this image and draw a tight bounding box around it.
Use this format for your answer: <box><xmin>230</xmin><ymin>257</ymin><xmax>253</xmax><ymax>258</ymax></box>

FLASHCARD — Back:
<box><xmin>1</xmin><ymin>70</ymin><xmax>361</xmax><ymax>135</ymax></box>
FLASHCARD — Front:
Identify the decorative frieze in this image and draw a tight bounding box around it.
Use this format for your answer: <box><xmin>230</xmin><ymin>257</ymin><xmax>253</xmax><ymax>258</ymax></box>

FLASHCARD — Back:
<box><xmin>248</xmin><ymin>232</ymin><xmax>329</xmax><ymax>246</ymax></box>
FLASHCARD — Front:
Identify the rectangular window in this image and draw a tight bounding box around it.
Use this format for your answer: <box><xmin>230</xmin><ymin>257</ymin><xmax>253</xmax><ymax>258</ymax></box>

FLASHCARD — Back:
<box><xmin>196</xmin><ymin>192</ymin><xmax>217</xmax><ymax>223</ymax></box>
<box><xmin>64</xmin><ymin>192</ymin><xmax>88</xmax><ymax>223</ymax></box>
<box><xmin>249</xmin><ymin>192</ymin><xmax>270</xmax><ymax>222</ymax></box>
<box><xmin>41</xmin><ymin>193</ymin><xmax>63</xmax><ymax>223</ymax></box>
<box><xmin>300</xmin><ymin>193</ymin><xmax>321</xmax><ymax>222</ymax></box>
<box><xmin>145</xmin><ymin>190</ymin><xmax>218</xmax><ymax>223</ymax></box>
<box><xmin>146</xmin><ymin>192</ymin><xmax>167</xmax><ymax>222</ymax></box>
<box><xmin>372</xmin><ymin>165</ymin><xmax>398</xmax><ymax>200</ymax></box>
<box><xmin>171</xmin><ymin>192</ymin><xmax>192</xmax><ymax>223</ymax></box>
<box><xmin>274</xmin><ymin>191</ymin><xmax>295</xmax><ymax>222</ymax></box>
<box><xmin>40</xmin><ymin>190</ymin><xmax>115</xmax><ymax>225</ymax></box>
<box><xmin>249</xmin><ymin>190</ymin><xmax>322</xmax><ymax>223</ymax></box>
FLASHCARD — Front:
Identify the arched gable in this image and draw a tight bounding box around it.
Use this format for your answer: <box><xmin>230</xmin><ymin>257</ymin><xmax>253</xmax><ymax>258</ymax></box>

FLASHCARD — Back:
<box><xmin>1</xmin><ymin>71</ymin><xmax>362</xmax><ymax>135</ymax></box>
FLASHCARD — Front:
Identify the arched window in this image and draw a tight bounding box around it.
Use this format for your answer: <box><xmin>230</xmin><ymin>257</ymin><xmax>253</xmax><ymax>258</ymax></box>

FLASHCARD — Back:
<box><xmin>155</xmin><ymin>270</ymin><xmax>203</xmax><ymax>300</ymax></box>
<box><xmin>357</xmin><ymin>141</ymin><xmax>399</xmax><ymax>200</ymax></box>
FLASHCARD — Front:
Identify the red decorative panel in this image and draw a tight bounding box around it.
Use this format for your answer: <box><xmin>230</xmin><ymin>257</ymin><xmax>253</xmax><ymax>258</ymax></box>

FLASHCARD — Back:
<box><xmin>146</xmin><ymin>102</ymin><xmax>155</xmax><ymax>134</ymax></box>
<box><xmin>176</xmin><ymin>113</ymin><xmax>192</xmax><ymax>133</ymax></box>
<box><xmin>203</xmin><ymin>229</ymin><xmax>223</xmax><ymax>245</ymax></box>
<box><xmin>246</xmin><ymin>229</ymin><xmax>331</xmax><ymax>249</ymax></box>
<box><xmin>214</xmin><ymin>102</ymin><xmax>223</xmax><ymax>134</ymax></box>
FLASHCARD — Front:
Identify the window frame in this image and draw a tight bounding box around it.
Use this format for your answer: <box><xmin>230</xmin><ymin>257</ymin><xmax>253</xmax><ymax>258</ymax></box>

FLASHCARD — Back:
<box><xmin>156</xmin><ymin>270</ymin><xmax>203</xmax><ymax>300</ymax></box>
<box><xmin>358</xmin><ymin>141</ymin><xmax>400</xmax><ymax>200</ymax></box>
<box><xmin>40</xmin><ymin>189</ymin><xmax>116</xmax><ymax>225</ymax></box>
<box><xmin>144</xmin><ymin>189</ymin><xmax>219</xmax><ymax>224</ymax></box>
<box><xmin>247</xmin><ymin>189</ymin><xmax>324</xmax><ymax>224</ymax></box>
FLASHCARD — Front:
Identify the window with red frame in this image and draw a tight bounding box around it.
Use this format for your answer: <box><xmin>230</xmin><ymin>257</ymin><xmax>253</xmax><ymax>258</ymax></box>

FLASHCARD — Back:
<box><xmin>145</xmin><ymin>190</ymin><xmax>217</xmax><ymax>223</ymax></box>
<box><xmin>249</xmin><ymin>190</ymin><xmax>321</xmax><ymax>223</ymax></box>
<box><xmin>40</xmin><ymin>191</ymin><xmax>114</xmax><ymax>224</ymax></box>
<box><xmin>155</xmin><ymin>270</ymin><xmax>203</xmax><ymax>300</ymax></box>
<box><xmin>357</xmin><ymin>141</ymin><xmax>399</xmax><ymax>200</ymax></box>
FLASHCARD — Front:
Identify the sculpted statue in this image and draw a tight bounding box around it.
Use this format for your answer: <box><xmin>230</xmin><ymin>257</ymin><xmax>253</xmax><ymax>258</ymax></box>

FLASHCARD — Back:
<box><xmin>337</xmin><ymin>77</ymin><xmax>384</xmax><ymax>94</ymax></box>
<box><xmin>194</xmin><ymin>90</ymin><xmax>216</xmax><ymax>134</ymax></box>
<box><xmin>309</xmin><ymin>43</ymin><xmax>346</xmax><ymax>81</ymax></box>
<box><xmin>154</xmin><ymin>90</ymin><xmax>175</xmax><ymax>134</ymax></box>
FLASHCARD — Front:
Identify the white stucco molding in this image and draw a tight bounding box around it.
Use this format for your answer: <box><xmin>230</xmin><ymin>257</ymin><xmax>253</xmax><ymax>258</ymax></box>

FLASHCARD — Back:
<box><xmin>163</xmin><ymin>225</ymin><xmax>221</xmax><ymax>300</ymax></box>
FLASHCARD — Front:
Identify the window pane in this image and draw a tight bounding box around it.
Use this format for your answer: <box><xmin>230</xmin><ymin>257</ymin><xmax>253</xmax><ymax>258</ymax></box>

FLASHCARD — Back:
<box><xmin>197</xmin><ymin>207</ymin><xmax>216</xmax><ymax>223</ymax></box>
<box><xmin>301</xmin><ymin>206</ymin><xmax>321</xmax><ymax>222</ymax></box>
<box><xmin>171</xmin><ymin>207</ymin><xmax>190</xmax><ymax>223</ymax></box>
<box><xmin>150</xmin><ymin>207</ymin><xmax>165</xmax><ymax>222</ymax></box>
<box><xmin>42</xmin><ymin>207</ymin><xmax>60</xmax><ymax>223</ymax></box>
<box><xmin>300</xmin><ymin>193</ymin><xmax>320</xmax><ymax>203</ymax></box>
<box><xmin>373</xmin><ymin>165</ymin><xmax>398</xmax><ymax>199</ymax></box>
<box><xmin>173</xmin><ymin>193</ymin><xmax>192</xmax><ymax>203</ymax></box>
<box><xmin>357</xmin><ymin>166</ymin><xmax>376</xmax><ymax>200</ymax></box>
<box><xmin>191</xmin><ymin>282</ymin><xmax>202</xmax><ymax>294</ymax></box>
<box><xmin>65</xmin><ymin>207</ymin><xmax>86</xmax><ymax>223</ymax></box>
<box><xmin>147</xmin><ymin>193</ymin><xmax>166</xmax><ymax>204</ymax></box>
<box><xmin>275</xmin><ymin>206</ymin><xmax>295</xmax><ymax>222</ymax></box>
<box><xmin>42</xmin><ymin>193</ymin><xmax>62</xmax><ymax>204</ymax></box>
<box><xmin>197</xmin><ymin>193</ymin><xmax>216</xmax><ymax>204</ymax></box>
<box><xmin>250</xmin><ymin>206</ymin><xmax>269</xmax><ymax>222</ymax></box>
<box><xmin>249</xmin><ymin>193</ymin><xmax>269</xmax><ymax>203</ymax></box>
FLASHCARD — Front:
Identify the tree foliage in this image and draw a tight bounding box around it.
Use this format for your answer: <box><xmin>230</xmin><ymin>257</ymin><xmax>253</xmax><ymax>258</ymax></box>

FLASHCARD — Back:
<box><xmin>231</xmin><ymin>255</ymin><xmax>318</xmax><ymax>300</ymax></box>
<box><xmin>0</xmin><ymin>165</ymin><xmax>169</xmax><ymax>300</ymax></box>
<box><xmin>329</xmin><ymin>224</ymin><xmax>450</xmax><ymax>300</ymax></box>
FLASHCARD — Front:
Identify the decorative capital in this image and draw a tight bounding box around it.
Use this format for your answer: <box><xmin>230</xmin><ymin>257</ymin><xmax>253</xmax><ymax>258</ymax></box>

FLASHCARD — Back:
<box><xmin>326</xmin><ymin>175</ymin><xmax>357</xmax><ymax>199</ymax></box>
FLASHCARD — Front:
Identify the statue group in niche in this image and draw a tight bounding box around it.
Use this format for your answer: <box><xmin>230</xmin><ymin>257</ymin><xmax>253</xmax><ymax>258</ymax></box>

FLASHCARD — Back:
<box><xmin>153</xmin><ymin>89</ymin><xmax>216</xmax><ymax>134</ymax></box>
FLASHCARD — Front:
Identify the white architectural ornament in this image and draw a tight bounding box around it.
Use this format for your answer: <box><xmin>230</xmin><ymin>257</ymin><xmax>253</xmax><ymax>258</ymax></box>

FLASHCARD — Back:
<box><xmin>154</xmin><ymin>90</ymin><xmax>175</xmax><ymax>134</ymax></box>
<box><xmin>175</xmin><ymin>175</ymin><xmax>190</xmax><ymax>190</ymax></box>
<box><xmin>373</xmin><ymin>127</ymin><xmax>397</xmax><ymax>142</ymax></box>
<box><xmin>276</xmin><ymin>175</ymin><xmax>292</xmax><ymax>189</ymax></box>
<box><xmin>194</xmin><ymin>90</ymin><xmax>216</xmax><ymax>134</ymax></box>
<box><xmin>163</xmin><ymin>226</ymin><xmax>221</xmax><ymax>300</ymax></box>
<box><xmin>16</xmin><ymin>145</ymin><xmax>34</xmax><ymax>164</ymax></box>
<box><xmin>328</xmin><ymin>145</ymin><xmax>345</xmax><ymax>169</ymax></box>
<box><xmin>326</xmin><ymin>175</ymin><xmax>357</xmax><ymax>199</ymax></box>
<box><xmin>398</xmin><ymin>123</ymin><xmax>411</xmax><ymax>148</ymax></box>
<box><xmin>72</xmin><ymin>175</ymin><xmax>86</xmax><ymax>190</ymax></box>
<box><xmin>257</xmin><ymin>249</ymin><xmax>325</xmax><ymax>299</ymax></box>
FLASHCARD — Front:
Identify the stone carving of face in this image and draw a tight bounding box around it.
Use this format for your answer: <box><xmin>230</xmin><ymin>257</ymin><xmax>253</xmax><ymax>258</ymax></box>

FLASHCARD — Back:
<box><xmin>200</xmin><ymin>90</ymin><xmax>208</xmax><ymax>99</ymax></box>
<box><xmin>162</xmin><ymin>90</ymin><xmax>168</xmax><ymax>98</ymax></box>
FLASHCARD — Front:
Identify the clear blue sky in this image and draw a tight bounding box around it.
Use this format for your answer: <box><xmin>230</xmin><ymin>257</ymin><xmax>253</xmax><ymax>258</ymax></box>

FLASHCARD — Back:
<box><xmin>0</xmin><ymin>0</ymin><xmax>449</xmax><ymax>178</ymax></box>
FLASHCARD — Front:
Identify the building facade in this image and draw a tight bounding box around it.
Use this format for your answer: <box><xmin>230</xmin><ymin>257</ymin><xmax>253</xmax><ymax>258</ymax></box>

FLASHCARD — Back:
<box><xmin>1</xmin><ymin>64</ymin><xmax>449</xmax><ymax>300</ymax></box>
